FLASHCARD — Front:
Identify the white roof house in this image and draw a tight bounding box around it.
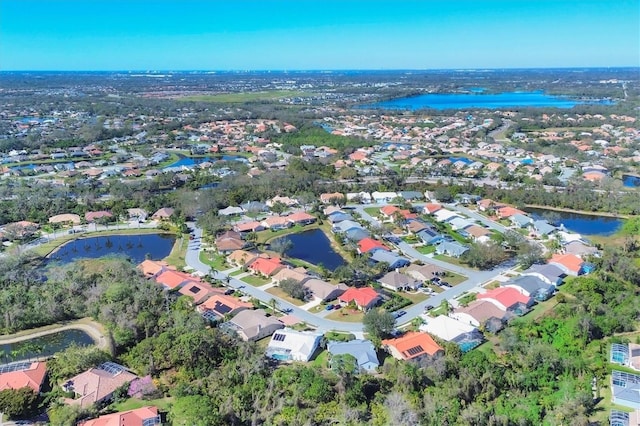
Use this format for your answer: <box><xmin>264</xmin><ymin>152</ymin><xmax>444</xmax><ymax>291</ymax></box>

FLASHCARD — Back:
<box><xmin>433</xmin><ymin>209</ymin><xmax>461</xmax><ymax>223</ymax></box>
<box><xmin>265</xmin><ymin>328</ymin><xmax>323</xmax><ymax>362</ymax></box>
<box><xmin>371</xmin><ymin>191</ymin><xmax>398</xmax><ymax>203</ymax></box>
<box><xmin>346</xmin><ymin>192</ymin><xmax>372</xmax><ymax>203</ymax></box>
<box><xmin>449</xmin><ymin>217</ymin><xmax>473</xmax><ymax>231</ymax></box>
<box><xmin>420</xmin><ymin>315</ymin><xmax>477</xmax><ymax>342</ymax></box>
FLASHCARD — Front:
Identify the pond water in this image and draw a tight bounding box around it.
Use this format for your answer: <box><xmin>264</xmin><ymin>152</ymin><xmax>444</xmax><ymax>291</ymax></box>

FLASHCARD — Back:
<box><xmin>622</xmin><ymin>174</ymin><xmax>640</xmax><ymax>188</ymax></box>
<box><xmin>0</xmin><ymin>329</ymin><xmax>95</xmax><ymax>364</ymax></box>
<box><xmin>48</xmin><ymin>233</ymin><xmax>175</xmax><ymax>264</ymax></box>
<box><xmin>524</xmin><ymin>207</ymin><xmax>624</xmax><ymax>236</ymax></box>
<box><xmin>166</xmin><ymin>155</ymin><xmax>248</xmax><ymax>168</ymax></box>
<box><xmin>280</xmin><ymin>229</ymin><xmax>346</xmax><ymax>271</ymax></box>
<box><xmin>360</xmin><ymin>91</ymin><xmax>612</xmax><ymax>110</ymax></box>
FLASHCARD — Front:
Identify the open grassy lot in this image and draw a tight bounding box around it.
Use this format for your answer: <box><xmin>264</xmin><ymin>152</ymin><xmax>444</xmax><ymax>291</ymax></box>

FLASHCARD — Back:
<box><xmin>199</xmin><ymin>251</ymin><xmax>228</xmax><ymax>271</ymax></box>
<box><xmin>400</xmin><ymin>291</ymin><xmax>428</xmax><ymax>304</ymax></box>
<box><xmin>444</xmin><ymin>271</ymin><xmax>467</xmax><ymax>285</ymax></box>
<box><xmin>164</xmin><ymin>235</ymin><xmax>188</xmax><ymax>269</ymax></box>
<box><xmin>416</xmin><ymin>245</ymin><xmax>436</xmax><ymax>255</ymax></box>
<box><xmin>178</xmin><ymin>90</ymin><xmax>308</xmax><ymax>103</ymax></box>
<box><xmin>326</xmin><ymin>308</ymin><xmax>364</xmax><ymax>323</ymax></box>
<box><xmin>240</xmin><ymin>274</ymin><xmax>271</xmax><ymax>286</ymax></box>
<box><xmin>265</xmin><ymin>287</ymin><xmax>305</xmax><ymax>306</ymax></box>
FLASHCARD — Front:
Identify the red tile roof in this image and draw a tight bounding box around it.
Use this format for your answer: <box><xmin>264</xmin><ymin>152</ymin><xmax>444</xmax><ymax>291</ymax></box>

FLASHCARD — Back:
<box><xmin>382</xmin><ymin>332</ymin><xmax>443</xmax><ymax>359</ymax></box>
<box><xmin>248</xmin><ymin>257</ymin><xmax>283</xmax><ymax>276</ymax></box>
<box><xmin>478</xmin><ymin>287</ymin><xmax>531</xmax><ymax>309</ymax></box>
<box><xmin>339</xmin><ymin>287</ymin><xmax>380</xmax><ymax>309</ymax></box>
<box><xmin>154</xmin><ymin>269</ymin><xmax>195</xmax><ymax>289</ymax></box>
<box><xmin>79</xmin><ymin>406</ymin><xmax>159</xmax><ymax>426</ymax></box>
<box><xmin>550</xmin><ymin>253</ymin><xmax>584</xmax><ymax>274</ymax></box>
<box><xmin>84</xmin><ymin>211</ymin><xmax>113</xmax><ymax>222</ymax></box>
<box><xmin>358</xmin><ymin>238</ymin><xmax>389</xmax><ymax>253</ymax></box>
<box><xmin>0</xmin><ymin>361</ymin><xmax>47</xmax><ymax>392</ymax></box>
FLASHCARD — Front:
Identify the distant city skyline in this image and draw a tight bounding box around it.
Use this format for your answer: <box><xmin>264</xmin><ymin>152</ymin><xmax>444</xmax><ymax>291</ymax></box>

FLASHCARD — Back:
<box><xmin>1</xmin><ymin>0</ymin><xmax>638</xmax><ymax>71</ymax></box>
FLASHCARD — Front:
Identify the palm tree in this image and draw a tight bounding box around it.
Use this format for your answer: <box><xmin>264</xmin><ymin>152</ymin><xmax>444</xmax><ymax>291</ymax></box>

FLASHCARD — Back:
<box><xmin>269</xmin><ymin>298</ymin><xmax>279</xmax><ymax>313</ymax></box>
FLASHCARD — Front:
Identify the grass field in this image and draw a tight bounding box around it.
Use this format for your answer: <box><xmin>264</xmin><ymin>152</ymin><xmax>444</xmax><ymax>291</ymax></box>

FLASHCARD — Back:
<box><xmin>416</xmin><ymin>245</ymin><xmax>436</xmax><ymax>255</ymax></box>
<box><xmin>326</xmin><ymin>308</ymin><xmax>364</xmax><ymax>323</ymax></box>
<box><xmin>178</xmin><ymin>90</ymin><xmax>307</xmax><ymax>103</ymax></box>
<box><xmin>241</xmin><ymin>274</ymin><xmax>271</xmax><ymax>286</ymax></box>
<box><xmin>265</xmin><ymin>287</ymin><xmax>305</xmax><ymax>306</ymax></box>
<box><xmin>163</xmin><ymin>235</ymin><xmax>188</xmax><ymax>269</ymax></box>
<box><xmin>199</xmin><ymin>251</ymin><xmax>228</xmax><ymax>271</ymax></box>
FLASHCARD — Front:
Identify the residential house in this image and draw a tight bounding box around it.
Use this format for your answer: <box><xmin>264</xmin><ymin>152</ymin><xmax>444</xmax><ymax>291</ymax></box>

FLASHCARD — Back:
<box><xmin>371</xmin><ymin>191</ymin><xmax>398</xmax><ymax>203</ymax></box>
<box><xmin>435</xmin><ymin>241</ymin><xmax>469</xmax><ymax>258</ymax></box>
<box><xmin>462</xmin><ymin>225</ymin><xmax>492</xmax><ymax>243</ymax></box>
<box><xmin>338</xmin><ymin>287</ymin><xmax>381</xmax><ymax>310</ymax></box>
<box><xmin>370</xmin><ymin>250</ymin><xmax>411</xmax><ymax>270</ymax></box>
<box><xmin>420</xmin><ymin>315</ymin><xmax>483</xmax><ymax>350</ymax></box>
<box><xmin>357</xmin><ymin>238</ymin><xmax>389</xmax><ymax>254</ymax></box>
<box><xmin>49</xmin><ymin>213</ymin><xmax>81</xmax><ymax>225</ymax></box>
<box><xmin>0</xmin><ymin>361</ymin><xmax>47</xmax><ymax>393</ymax></box>
<box><xmin>79</xmin><ymin>407</ymin><xmax>161</xmax><ymax>426</ymax></box>
<box><xmin>227</xmin><ymin>250</ymin><xmax>258</xmax><ymax>267</ymax></box>
<box><xmin>477</xmin><ymin>199</ymin><xmax>504</xmax><ymax>212</ymax></box>
<box><xmin>138</xmin><ymin>259</ymin><xmax>169</xmax><ymax>278</ymax></box>
<box><xmin>423</xmin><ymin>203</ymin><xmax>442</xmax><ymax>214</ymax></box>
<box><xmin>398</xmin><ymin>191</ymin><xmax>423</xmax><ymax>201</ymax></box>
<box><xmin>304</xmin><ymin>279</ymin><xmax>348</xmax><ymax>302</ymax></box>
<box><xmin>345</xmin><ymin>227</ymin><xmax>370</xmax><ymax>242</ymax></box>
<box><xmin>241</xmin><ymin>201</ymin><xmax>269</xmax><ymax>213</ymax></box>
<box><xmin>433</xmin><ymin>209</ymin><xmax>461</xmax><ymax>223</ymax></box>
<box><xmin>198</xmin><ymin>294</ymin><xmax>253</xmax><ymax>320</ymax></box>
<box><xmin>611</xmin><ymin>343</ymin><xmax>640</xmax><ymax>371</ymax></box>
<box><xmin>532</xmin><ymin>220</ymin><xmax>557</xmax><ymax>237</ymax></box>
<box><xmin>611</xmin><ymin>370</ymin><xmax>640</xmax><ymax>409</ymax></box>
<box><xmin>564</xmin><ymin>240</ymin><xmax>598</xmax><ymax>257</ymax></box>
<box><xmin>404</xmin><ymin>264</ymin><xmax>445</xmax><ymax>282</ymax></box>
<box><xmin>378</xmin><ymin>270</ymin><xmax>420</xmax><ymax>292</ymax></box>
<box><xmin>320</xmin><ymin>192</ymin><xmax>345</xmax><ymax>204</ymax></box>
<box><xmin>272</xmin><ymin>267</ymin><xmax>310</xmax><ymax>285</ymax></box>
<box><xmin>327</xmin><ymin>212</ymin><xmax>354</xmax><ymax>224</ymax></box>
<box><xmin>179</xmin><ymin>281</ymin><xmax>222</xmax><ymax>305</ymax></box>
<box><xmin>346</xmin><ymin>192</ymin><xmax>372</xmax><ymax>204</ymax></box>
<box><xmin>406</xmin><ymin>219</ymin><xmax>428</xmax><ymax>234</ymax></box>
<box><xmin>154</xmin><ymin>269</ymin><xmax>197</xmax><ymax>290</ymax></box>
<box><xmin>248</xmin><ymin>256</ymin><xmax>283</xmax><ymax>277</ymax></box>
<box><xmin>268</xmin><ymin>196</ymin><xmax>299</xmax><ymax>207</ymax></box>
<box><xmin>327</xmin><ymin>340</ymin><xmax>380</xmax><ymax>372</ymax></box>
<box><xmin>333</xmin><ymin>220</ymin><xmax>364</xmax><ymax>234</ymax></box>
<box><xmin>126</xmin><ymin>208</ymin><xmax>147</xmax><ymax>222</ymax></box>
<box><xmin>63</xmin><ymin>362</ymin><xmax>138</xmax><ymax>408</ymax></box>
<box><xmin>452</xmin><ymin>300</ymin><xmax>508</xmax><ymax>331</ymax></box>
<box><xmin>417</xmin><ymin>227</ymin><xmax>445</xmax><ymax>245</ymax></box>
<box><xmin>215</xmin><ymin>230</ymin><xmax>246</xmax><ymax>253</ymax></box>
<box><xmin>261</xmin><ymin>216</ymin><xmax>292</xmax><ymax>230</ymax></box>
<box><xmin>85</xmin><ymin>211</ymin><xmax>113</xmax><ymax>222</ymax></box>
<box><xmin>286</xmin><ymin>212</ymin><xmax>316</xmax><ymax>226</ymax></box>
<box><xmin>478</xmin><ymin>287</ymin><xmax>534</xmax><ymax>315</ymax></box>
<box><xmin>382</xmin><ymin>331</ymin><xmax>444</xmax><ymax>361</ymax></box>
<box><xmin>323</xmin><ymin>205</ymin><xmax>343</xmax><ymax>216</ymax></box>
<box><xmin>449</xmin><ymin>217</ymin><xmax>473</xmax><ymax>231</ymax></box>
<box><xmin>521</xmin><ymin>263</ymin><xmax>565</xmax><ymax>286</ymax></box>
<box><xmin>222</xmin><ymin>309</ymin><xmax>284</xmax><ymax>342</ymax></box>
<box><xmin>504</xmin><ymin>275</ymin><xmax>555</xmax><ymax>301</ymax></box>
<box><xmin>549</xmin><ymin>253</ymin><xmax>586</xmax><ymax>276</ymax></box>
<box><xmin>496</xmin><ymin>206</ymin><xmax>525</xmax><ymax>219</ymax></box>
<box><xmin>510</xmin><ymin>213</ymin><xmax>533</xmax><ymax>228</ymax></box>
<box><xmin>218</xmin><ymin>206</ymin><xmax>245</xmax><ymax>216</ymax></box>
<box><xmin>151</xmin><ymin>207</ymin><xmax>174</xmax><ymax>220</ymax></box>
<box><xmin>234</xmin><ymin>221</ymin><xmax>265</xmax><ymax>233</ymax></box>
<box><xmin>265</xmin><ymin>328</ymin><xmax>323</xmax><ymax>362</ymax></box>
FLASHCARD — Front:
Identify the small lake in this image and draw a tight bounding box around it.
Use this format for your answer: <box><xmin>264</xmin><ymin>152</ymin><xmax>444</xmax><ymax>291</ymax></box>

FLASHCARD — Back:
<box><xmin>0</xmin><ymin>329</ymin><xmax>95</xmax><ymax>364</ymax></box>
<box><xmin>279</xmin><ymin>229</ymin><xmax>346</xmax><ymax>271</ymax></box>
<box><xmin>166</xmin><ymin>155</ymin><xmax>248</xmax><ymax>169</ymax></box>
<box><xmin>360</xmin><ymin>91</ymin><xmax>612</xmax><ymax>110</ymax></box>
<box><xmin>524</xmin><ymin>207</ymin><xmax>624</xmax><ymax>236</ymax></box>
<box><xmin>622</xmin><ymin>174</ymin><xmax>640</xmax><ymax>188</ymax></box>
<box><xmin>48</xmin><ymin>233</ymin><xmax>175</xmax><ymax>264</ymax></box>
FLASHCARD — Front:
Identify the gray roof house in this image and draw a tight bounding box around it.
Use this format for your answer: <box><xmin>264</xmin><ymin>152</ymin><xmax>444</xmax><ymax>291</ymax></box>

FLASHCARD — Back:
<box><xmin>612</xmin><ymin>370</ymin><xmax>640</xmax><ymax>409</ymax></box>
<box><xmin>532</xmin><ymin>220</ymin><xmax>557</xmax><ymax>236</ymax></box>
<box><xmin>304</xmin><ymin>279</ymin><xmax>348</xmax><ymax>302</ymax></box>
<box><xmin>435</xmin><ymin>241</ymin><xmax>469</xmax><ymax>258</ymax></box>
<box><xmin>511</xmin><ymin>214</ymin><xmax>533</xmax><ymax>228</ymax></box>
<box><xmin>333</xmin><ymin>220</ymin><xmax>364</xmax><ymax>234</ymax></box>
<box><xmin>345</xmin><ymin>227</ymin><xmax>370</xmax><ymax>242</ymax></box>
<box><xmin>522</xmin><ymin>264</ymin><xmax>565</xmax><ymax>286</ymax></box>
<box><xmin>398</xmin><ymin>191</ymin><xmax>423</xmax><ymax>201</ymax></box>
<box><xmin>222</xmin><ymin>309</ymin><xmax>284</xmax><ymax>342</ymax></box>
<box><xmin>378</xmin><ymin>270</ymin><xmax>420</xmax><ymax>291</ymax></box>
<box><xmin>504</xmin><ymin>275</ymin><xmax>555</xmax><ymax>301</ymax></box>
<box><xmin>327</xmin><ymin>339</ymin><xmax>379</xmax><ymax>373</ymax></box>
<box><xmin>328</xmin><ymin>212</ymin><xmax>354</xmax><ymax>224</ymax></box>
<box><xmin>370</xmin><ymin>250</ymin><xmax>411</xmax><ymax>270</ymax></box>
<box><xmin>417</xmin><ymin>227</ymin><xmax>444</xmax><ymax>245</ymax></box>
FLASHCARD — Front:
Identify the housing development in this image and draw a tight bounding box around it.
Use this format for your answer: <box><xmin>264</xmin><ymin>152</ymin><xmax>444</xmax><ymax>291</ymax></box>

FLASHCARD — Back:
<box><xmin>0</xmin><ymin>68</ymin><xmax>638</xmax><ymax>425</ymax></box>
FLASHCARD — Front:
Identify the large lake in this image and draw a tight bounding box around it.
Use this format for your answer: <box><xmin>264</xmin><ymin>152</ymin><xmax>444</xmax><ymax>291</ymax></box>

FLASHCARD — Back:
<box><xmin>167</xmin><ymin>155</ymin><xmax>248</xmax><ymax>169</ymax></box>
<box><xmin>0</xmin><ymin>329</ymin><xmax>95</xmax><ymax>364</ymax></box>
<box><xmin>525</xmin><ymin>207</ymin><xmax>624</xmax><ymax>236</ymax></box>
<box><xmin>48</xmin><ymin>233</ymin><xmax>175</xmax><ymax>264</ymax></box>
<box><xmin>280</xmin><ymin>229</ymin><xmax>346</xmax><ymax>271</ymax></box>
<box><xmin>361</xmin><ymin>92</ymin><xmax>611</xmax><ymax>110</ymax></box>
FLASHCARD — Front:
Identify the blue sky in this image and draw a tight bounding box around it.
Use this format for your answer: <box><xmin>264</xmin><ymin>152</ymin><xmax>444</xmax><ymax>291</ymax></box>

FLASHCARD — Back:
<box><xmin>1</xmin><ymin>0</ymin><xmax>638</xmax><ymax>70</ymax></box>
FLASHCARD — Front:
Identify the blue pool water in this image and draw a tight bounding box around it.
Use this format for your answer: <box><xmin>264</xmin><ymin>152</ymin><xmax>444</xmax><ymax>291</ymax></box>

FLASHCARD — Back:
<box><xmin>360</xmin><ymin>91</ymin><xmax>612</xmax><ymax>110</ymax></box>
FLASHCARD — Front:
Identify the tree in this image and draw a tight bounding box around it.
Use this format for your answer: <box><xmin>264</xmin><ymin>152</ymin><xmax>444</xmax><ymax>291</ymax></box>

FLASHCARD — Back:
<box><xmin>270</xmin><ymin>201</ymin><xmax>287</xmax><ymax>216</ymax></box>
<box><xmin>270</xmin><ymin>237</ymin><xmax>293</xmax><ymax>257</ymax></box>
<box><xmin>517</xmin><ymin>241</ymin><xmax>545</xmax><ymax>269</ymax></box>
<box><xmin>279</xmin><ymin>278</ymin><xmax>307</xmax><ymax>301</ymax></box>
<box><xmin>363</xmin><ymin>308</ymin><xmax>395</xmax><ymax>342</ymax></box>
<box><xmin>0</xmin><ymin>387</ymin><xmax>39</xmax><ymax>419</ymax></box>
<box><xmin>170</xmin><ymin>395</ymin><xmax>223</xmax><ymax>426</ymax></box>
<box><xmin>461</xmin><ymin>242</ymin><xmax>508</xmax><ymax>270</ymax></box>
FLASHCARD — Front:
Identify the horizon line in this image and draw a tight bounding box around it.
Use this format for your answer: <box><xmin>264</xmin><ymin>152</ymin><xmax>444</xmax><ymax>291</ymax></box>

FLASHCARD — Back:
<box><xmin>1</xmin><ymin>66</ymin><xmax>639</xmax><ymax>73</ymax></box>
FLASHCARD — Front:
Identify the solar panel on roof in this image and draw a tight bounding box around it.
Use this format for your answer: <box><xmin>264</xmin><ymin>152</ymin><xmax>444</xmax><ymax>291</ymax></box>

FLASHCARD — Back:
<box><xmin>214</xmin><ymin>301</ymin><xmax>232</xmax><ymax>314</ymax></box>
<box><xmin>201</xmin><ymin>310</ymin><xmax>218</xmax><ymax>322</ymax></box>
<box><xmin>98</xmin><ymin>361</ymin><xmax>125</xmax><ymax>375</ymax></box>
<box><xmin>0</xmin><ymin>361</ymin><xmax>32</xmax><ymax>374</ymax></box>
<box><xmin>189</xmin><ymin>285</ymin><xmax>201</xmax><ymax>294</ymax></box>
<box><xmin>405</xmin><ymin>345</ymin><xmax>424</xmax><ymax>356</ymax></box>
<box><xmin>272</xmin><ymin>333</ymin><xmax>286</xmax><ymax>342</ymax></box>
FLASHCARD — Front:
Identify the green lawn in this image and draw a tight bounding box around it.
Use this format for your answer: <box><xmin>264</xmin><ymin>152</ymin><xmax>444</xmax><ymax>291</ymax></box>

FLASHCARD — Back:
<box><xmin>110</xmin><ymin>396</ymin><xmax>173</xmax><ymax>413</ymax></box>
<box><xmin>229</xmin><ymin>269</ymin><xmax>245</xmax><ymax>276</ymax></box>
<box><xmin>324</xmin><ymin>331</ymin><xmax>355</xmax><ymax>342</ymax></box>
<box><xmin>416</xmin><ymin>245</ymin><xmax>436</xmax><ymax>255</ymax></box>
<box><xmin>457</xmin><ymin>292</ymin><xmax>477</xmax><ymax>306</ymax></box>
<box><xmin>265</xmin><ymin>287</ymin><xmax>305</xmax><ymax>306</ymax></box>
<box><xmin>400</xmin><ymin>292</ymin><xmax>428</xmax><ymax>304</ymax></box>
<box><xmin>163</xmin><ymin>235</ymin><xmax>188</xmax><ymax>269</ymax></box>
<box><xmin>485</xmin><ymin>280</ymin><xmax>501</xmax><ymax>289</ymax></box>
<box><xmin>177</xmin><ymin>90</ymin><xmax>308</xmax><ymax>103</ymax></box>
<box><xmin>199</xmin><ymin>251</ymin><xmax>228</xmax><ymax>271</ymax></box>
<box><xmin>312</xmin><ymin>350</ymin><xmax>330</xmax><ymax>368</ymax></box>
<box><xmin>364</xmin><ymin>207</ymin><xmax>382</xmax><ymax>218</ymax></box>
<box><xmin>433</xmin><ymin>254</ymin><xmax>469</xmax><ymax>268</ymax></box>
<box><xmin>241</xmin><ymin>274</ymin><xmax>271</xmax><ymax>286</ymax></box>
<box><xmin>444</xmin><ymin>271</ymin><xmax>467</xmax><ymax>285</ymax></box>
<box><xmin>326</xmin><ymin>308</ymin><xmax>364</xmax><ymax>322</ymax></box>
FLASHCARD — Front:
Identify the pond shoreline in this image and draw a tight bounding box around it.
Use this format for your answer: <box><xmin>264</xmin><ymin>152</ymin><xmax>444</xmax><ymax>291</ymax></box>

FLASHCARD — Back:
<box><xmin>45</xmin><ymin>229</ymin><xmax>174</xmax><ymax>258</ymax></box>
<box><xmin>0</xmin><ymin>318</ymin><xmax>111</xmax><ymax>352</ymax></box>
<box><xmin>524</xmin><ymin>204</ymin><xmax>631</xmax><ymax>219</ymax></box>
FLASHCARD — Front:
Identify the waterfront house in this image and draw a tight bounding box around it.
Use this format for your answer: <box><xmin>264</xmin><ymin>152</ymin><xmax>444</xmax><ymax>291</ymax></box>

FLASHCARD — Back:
<box><xmin>84</xmin><ymin>211</ymin><xmax>113</xmax><ymax>222</ymax></box>
<box><xmin>370</xmin><ymin>250</ymin><xmax>411</xmax><ymax>270</ymax></box>
<box><xmin>248</xmin><ymin>256</ymin><xmax>283</xmax><ymax>277</ymax></box>
<box><xmin>227</xmin><ymin>249</ymin><xmax>258</xmax><ymax>267</ymax></box>
<box><xmin>0</xmin><ymin>361</ymin><xmax>47</xmax><ymax>393</ymax></box>
<box><xmin>151</xmin><ymin>207</ymin><xmax>174</xmax><ymax>220</ymax></box>
<box><xmin>78</xmin><ymin>406</ymin><xmax>161</xmax><ymax>426</ymax></box>
<box><xmin>63</xmin><ymin>362</ymin><xmax>138</xmax><ymax>408</ymax></box>
<box><xmin>357</xmin><ymin>238</ymin><xmax>389</xmax><ymax>254</ymax></box>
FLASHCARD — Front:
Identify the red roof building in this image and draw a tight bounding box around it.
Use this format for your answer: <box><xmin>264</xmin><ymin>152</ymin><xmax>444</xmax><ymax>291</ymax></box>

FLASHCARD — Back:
<box><xmin>79</xmin><ymin>406</ymin><xmax>160</xmax><ymax>426</ymax></box>
<box><xmin>357</xmin><ymin>238</ymin><xmax>389</xmax><ymax>254</ymax></box>
<box><xmin>478</xmin><ymin>287</ymin><xmax>533</xmax><ymax>312</ymax></box>
<box><xmin>0</xmin><ymin>361</ymin><xmax>47</xmax><ymax>393</ymax></box>
<box><xmin>549</xmin><ymin>253</ymin><xmax>585</xmax><ymax>276</ymax></box>
<box><xmin>84</xmin><ymin>211</ymin><xmax>113</xmax><ymax>222</ymax></box>
<box><xmin>154</xmin><ymin>269</ymin><xmax>196</xmax><ymax>289</ymax></box>
<box><xmin>382</xmin><ymin>332</ymin><xmax>444</xmax><ymax>360</ymax></box>
<box><xmin>338</xmin><ymin>287</ymin><xmax>380</xmax><ymax>310</ymax></box>
<box><xmin>248</xmin><ymin>257</ymin><xmax>283</xmax><ymax>277</ymax></box>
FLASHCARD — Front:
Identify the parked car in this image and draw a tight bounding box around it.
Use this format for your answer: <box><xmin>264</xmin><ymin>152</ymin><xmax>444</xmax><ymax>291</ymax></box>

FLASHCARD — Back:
<box><xmin>440</xmin><ymin>281</ymin><xmax>451</xmax><ymax>287</ymax></box>
<box><xmin>424</xmin><ymin>305</ymin><xmax>434</xmax><ymax>312</ymax></box>
<box><xmin>393</xmin><ymin>310</ymin><xmax>407</xmax><ymax>319</ymax></box>
<box><xmin>224</xmin><ymin>288</ymin><xmax>235</xmax><ymax>295</ymax></box>
<box><xmin>325</xmin><ymin>304</ymin><xmax>334</xmax><ymax>311</ymax></box>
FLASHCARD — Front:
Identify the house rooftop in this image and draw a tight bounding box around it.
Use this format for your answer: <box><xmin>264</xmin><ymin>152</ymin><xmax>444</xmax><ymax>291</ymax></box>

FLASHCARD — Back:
<box><xmin>382</xmin><ymin>331</ymin><xmax>443</xmax><ymax>360</ymax></box>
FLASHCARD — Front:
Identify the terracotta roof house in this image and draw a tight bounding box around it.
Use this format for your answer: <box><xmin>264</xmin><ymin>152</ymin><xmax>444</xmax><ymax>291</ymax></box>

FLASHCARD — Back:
<box><xmin>49</xmin><ymin>213</ymin><xmax>82</xmax><ymax>225</ymax></box>
<box><xmin>233</xmin><ymin>221</ymin><xmax>265</xmax><ymax>233</ymax></box>
<box><xmin>304</xmin><ymin>279</ymin><xmax>348</xmax><ymax>302</ymax></box>
<box><xmin>477</xmin><ymin>199</ymin><xmax>504</xmax><ymax>212</ymax></box>
<box><xmin>452</xmin><ymin>300</ymin><xmax>508</xmax><ymax>329</ymax></box>
<box><xmin>323</xmin><ymin>205</ymin><xmax>343</xmax><ymax>216</ymax></box>
<box><xmin>378</xmin><ymin>270</ymin><xmax>421</xmax><ymax>292</ymax></box>
<box><xmin>63</xmin><ymin>362</ymin><xmax>138</xmax><ymax>408</ymax></box>
<box><xmin>198</xmin><ymin>294</ymin><xmax>253</xmax><ymax>319</ymax></box>
<box><xmin>265</xmin><ymin>328</ymin><xmax>323</xmax><ymax>362</ymax></box>
<box><xmin>79</xmin><ymin>406</ymin><xmax>161</xmax><ymax>426</ymax></box>
<box><xmin>406</xmin><ymin>220</ymin><xmax>428</xmax><ymax>234</ymax></box>
<box><xmin>179</xmin><ymin>280</ymin><xmax>223</xmax><ymax>305</ymax></box>
<box><xmin>382</xmin><ymin>331</ymin><xmax>444</xmax><ymax>361</ymax></box>
<box><xmin>85</xmin><ymin>211</ymin><xmax>113</xmax><ymax>222</ymax></box>
<box><xmin>138</xmin><ymin>259</ymin><xmax>169</xmax><ymax>278</ymax></box>
<box><xmin>221</xmin><ymin>309</ymin><xmax>284</xmax><ymax>342</ymax></box>
<box><xmin>248</xmin><ymin>257</ymin><xmax>283</xmax><ymax>277</ymax></box>
<box><xmin>0</xmin><ymin>361</ymin><xmax>47</xmax><ymax>393</ymax></box>
<box><xmin>478</xmin><ymin>287</ymin><xmax>534</xmax><ymax>315</ymax></box>
<box><xmin>404</xmin><ymin>264</ymin><xmax>445</xmax><ymax>282</ymax></box>
<box><xmin>327</xmin><ymin>339</ymin><xmax>379</xmax><ymax>372</ymax></box>
<box><xmin>320</xmin><ymin>192</ymin><xmax>345</xmax><ymax>204</ymax></box>
<box><xmin>496</xmin><ymin>206</ymin><xmax>525</xmax><ymax>219</ymax></box>
<box><xmin>261</xmin><ymin>216</ymin><xmax>292</xmax><ymax>230</ymax></box>
<box><xmin>154</xmin><ymin>269</ymin><xmax>196</xmax><ymax>290</ymax></box>
<box><xmin>338</xmin><ymin>287</ymin><xmax>381</xmax><ymax>310</ymax></box>
<box><xmin>272</xmin><ymin>267</ymin><xmax>310</xmax><ymax>285</ymax></box>
<box><xmin>151</xmin><ymin>207</ymin><xmax>174</xmax><ymax>220</ymax></box>
<box><xmin>549</xmin><ymin>253</ymin><xmax>586</xmax><ymax>276</ymax></box>
<box><xmin>357</xmin><ymin>238</ymin><xmax>389</xmax><ymax>254</ymax></box>
<box><xmin>423</xmin><ymin>203</ymin><xmax>442</xmax><ymax>214</ymax></box>
<box><xmin>380</xmin><ymin>205</ymin><xmax>400</xmax><ymax>217</ymax></box>
<box><xmin>268</xmin><ymin>196</ymin><xmax>299</xmax><ymax>207</ymax></box>
<box><xmin>215</xmin><ymin>230</ymin><xmax>245</xmax><ymax>253</ymax></box>
<box><xmin>227</xmin><ymin>250</ymin><xmax>258</xmax><ymax>267</ymax></box>
<box><xmin>286</xmin><ymin>211</ymin><xmax>316</xmax><ymax>226</ymax></box>
<box><xmin>462</xmin><ymin>225</ymin><xmax>492</xmax><ymax>242</ymax></box>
